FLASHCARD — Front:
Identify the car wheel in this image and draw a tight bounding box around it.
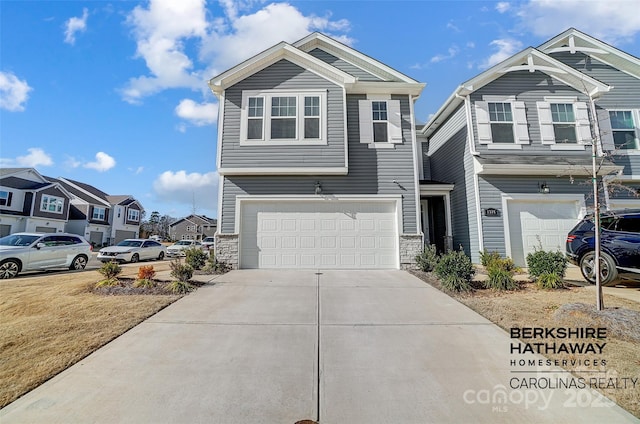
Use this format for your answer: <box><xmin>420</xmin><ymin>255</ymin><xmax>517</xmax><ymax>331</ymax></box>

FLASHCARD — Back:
<box><xmin>69</xmin><ymin>255</ymin><xmax>88</xmax><ymax>270</ymax></box>
<box><xmin>579</xmin><ymin>251</ymin><xmax>618</xmax><ymax>286</ymax></box>
<box><xmin>0</xmin><ymin>259</ymin><xmax>20</xmax><ymax>279</ymax></box>
<box><xmin>158</xmin><ymin>251</ymin><xmax>165</xmax><ymax>260</ymax></box>
<box><xmin>130</xmin><ymin>253</ymin><xmax>139</xmax><ymax>263</ymax></box>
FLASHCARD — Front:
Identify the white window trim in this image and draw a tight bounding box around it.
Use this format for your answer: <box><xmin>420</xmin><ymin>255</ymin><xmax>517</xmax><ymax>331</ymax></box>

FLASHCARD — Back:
<box><xmin>475</xmin><ymin>96</ymin><xmax>529</xmax><ymax>147</ymax></box>
<box><xmin>92</xmin><ymin>207</ymin><xmax>106</xmax><ymax>220</ymax></box>
<box><xmin>40</xmin><ymin>195</ymin><xmax>64</xmax><ymax>214</ymax></box>
<box><xmin>240</xmin><ymin>89</ymin><xmax>328</xmax><ymax>146</ymax></box>
<box><xmin>601</xmin><ymin>109</ymin><xmax>640</xmax><ymax>154</ymax></box>
<box><xmin>359</xmin><ymin>96</ymin><xmax>403</xmax><ymax>149</ymax></box>
<box><xmin>537</xmin><ymin>98</ymin><xmax>591</xmax><ymax>147</ymax></box>
<box><xmin>127</xmin><ymin>209</ymin><xmax>140</xmax><ymax>222</ymax></box>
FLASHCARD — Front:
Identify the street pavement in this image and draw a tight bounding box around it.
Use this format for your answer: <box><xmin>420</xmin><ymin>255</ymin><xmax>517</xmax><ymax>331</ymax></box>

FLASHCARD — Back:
<box><xmin>1</xmin><ymin>270</ymin><xmax>638</xmax><ymax>423</ymax></box>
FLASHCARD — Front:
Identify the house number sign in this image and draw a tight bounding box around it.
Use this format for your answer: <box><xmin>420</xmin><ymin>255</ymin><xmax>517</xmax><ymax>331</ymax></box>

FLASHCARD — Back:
<box><xmin>484</xmin><ymin>208</ymin><xmax>500</xmax><ymax>217</ymax></box>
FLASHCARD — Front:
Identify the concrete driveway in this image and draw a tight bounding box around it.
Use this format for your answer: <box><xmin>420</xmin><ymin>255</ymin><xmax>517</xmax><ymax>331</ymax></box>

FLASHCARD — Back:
<box><xmin>1</xmin><ymin>270</ymin><xmax>637</xmax><ymax>423</ymax></box>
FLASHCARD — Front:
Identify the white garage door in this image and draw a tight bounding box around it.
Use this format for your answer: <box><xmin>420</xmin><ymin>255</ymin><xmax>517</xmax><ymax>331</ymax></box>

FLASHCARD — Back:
<box><xmin>240</xmin><ymin>201</ymin><xmax>398</xmax><ymax>269</ymax></box>
<box><xmin>507</xmin><ymin>199</ymin><xmax>580</xmax><ymax>267</ymax></box>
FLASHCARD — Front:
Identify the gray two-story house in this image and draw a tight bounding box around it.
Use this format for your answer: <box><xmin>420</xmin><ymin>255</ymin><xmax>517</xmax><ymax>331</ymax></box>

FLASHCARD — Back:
<box><xmin>420</xmin><ymin>28</ymin><xmax>639</xmax><ymax>266</ymax></box>
<box><xmin>169</xmin><ymin>214</ymin><xmax>217</xmax><ymax>241</ymax></box>
<box><xmin>209</xmin><ymin>32</ymin><xmax>425</xmax><ymax>269</ymax></box>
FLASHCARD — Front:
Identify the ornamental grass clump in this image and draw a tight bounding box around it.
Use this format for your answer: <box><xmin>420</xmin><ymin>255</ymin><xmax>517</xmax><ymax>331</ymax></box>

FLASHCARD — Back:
<box><xmin>134</xmin><ymin>265</ymin><xmax>156</xmax><ymax>288</ymax></box>
<box><xmin>415</xmin><ymin>244</ymin><xmax>439</xmax><ymax>272</ymax></box>
<box><xmin>483</xmin><ymin>255</ymin><xmax>519</xmax><ymax>291</ymax></box>
<box><xmin>434</xmin><ymin>248</ymin><xmax>475</xmax><ymax>292</ymax></box>
<box><xmin>96</xmin><ymin>261</ymin><xmax>122</xmax><ymax>287</ymax></box>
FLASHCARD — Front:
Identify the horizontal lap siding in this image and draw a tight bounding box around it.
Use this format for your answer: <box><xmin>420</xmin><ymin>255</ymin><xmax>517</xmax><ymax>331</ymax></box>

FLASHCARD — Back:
<box><xmin>550</xmin><ymin>52</ymin><xmax>640</xmax><ymax>177</ymax></box>
<box><xmin>220</xmin><ymin>94</ymin><xmax>418</xmax><ymax>235</ymax></box>
<box><xmin>308</xmin><ymin>48</ymin><xmax>382</xmax><ymax>81</ymax></box>
<box><xmin>478</xmin><ymin>176</ymin><xmax>593</xmax><ymax>256</ymax></box>
<box><xmin>471</xmin><ymin>71</ymin><xmax>592</xmax><ymax>158</ymax></box>
<box><xmin>221</xmin><ymin>59</ymin><xmax>345</xmax><ymax>168</ymax></box>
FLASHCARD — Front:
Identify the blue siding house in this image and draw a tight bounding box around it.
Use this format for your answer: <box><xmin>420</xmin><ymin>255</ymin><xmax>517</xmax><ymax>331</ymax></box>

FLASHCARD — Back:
<box><xmin>419</xmin><ymin>28</ymin><xmax>639</xmax><ymax>266</ymax></box>
<box><xmin>209</xmin><ymin>33</ymin><xmax>425</xmax><ymax>269</ymax></box>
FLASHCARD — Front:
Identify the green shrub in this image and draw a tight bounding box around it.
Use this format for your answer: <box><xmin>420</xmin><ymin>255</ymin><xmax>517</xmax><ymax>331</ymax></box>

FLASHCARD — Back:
<box><xmin>434</xmin><ymin>249</ymin><xmax>475</xmax><ymax>292</ymax></box>
<box><xmin>526</xmin><ymin>250</ymin><xmax>567</xmax><ymax>280</ymax></box>
<box><xmin>170</xmin><ymin>260</ymin><xmax>193</xmax><ymax>282</ymax></box>
<box><xmin>536</xmin><ymin>272</ymin><xmax>565</xmax><ymax>290</ymax></box>
<box><xmin>96</xmin><ymin>261</ymin><xmax>122</xmax><ymax>287</ymax></box>
<box><xmin>133</xmin><ymin>278</ymin><xmax>156</xmax><ymax>288</ymax></box>
<box><xmin>185</xmin><ymin>247</ymin><xmax>207</xmax><ymax>270</ymax></box>
<box><xmin>203</xmin><ymin>254</ymin><xmax>232</xmax><ymax>274</ymax></box>
<box><xmin>479</xmin><ymin>249</ymin><xmax>501</xmax><ymax>267</ymax></box>
<box><xmin>485</xmin><ymin>266</ymin><xmax>519</xmax><ymax>290</ymax></box>
<box><xmin>416</xmin><ymin>245</ymin><xmax>439</xmax><ymax>272</ymax></box>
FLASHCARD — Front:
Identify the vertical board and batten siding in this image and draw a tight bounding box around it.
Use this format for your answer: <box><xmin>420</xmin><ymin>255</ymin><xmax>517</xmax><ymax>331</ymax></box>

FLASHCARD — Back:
<box><xmin>471</xmin><ymin>71</ymin><xmax>593</xmax><ymax>156</ymax></box>
<box><xmin>221</xmin><ymin>59</ymin><xmax>345</xmax><ymax>168</ymax></box>
<box><xmin>549</xmin><ymin>52</ymin><xmax>640</xmax><ymax>176</ymax></box>
<box><xmin>428</xmin><ymin>126</ymin><xmax>478</xmax><ymax>258</ymax></box>
<box><xmin>308</xmin><ymin>48</ymin><xmax>382</xmax><ymax>81</ymax></box>
<box><xmin>477</xmin><ymin>176</ymin><xmax>593</xmax><ymax>256</ymax></box>
<box><xmin>220</xmin><ymin>94</ymin><xmax>418</xmax><ymax>235</ymax></box>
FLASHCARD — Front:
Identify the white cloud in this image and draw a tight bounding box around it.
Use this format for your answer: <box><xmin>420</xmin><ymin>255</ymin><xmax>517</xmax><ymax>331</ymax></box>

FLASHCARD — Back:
<box><xmin>517</xmin><ymin>0</ymin><xmax>640</xmax><ymax>44</ymax></box>
<box><xmin>479</xmin><ymin>38</ymin><xmax>523</xmax><ymax>69</ymax></box>
<box><xmin>64</xmin><ymin>8</ymin><xmax>89</xmax><ymax>45</ymax></box>
<box><xmin>84</xmin><ymin>152</ymin><xmax>116</xmax><ymax>172</ymax></box>
<box><xmin>0</xmin><ymin>148</ymin><xmax>53</xmax><ymax>168</ymax></box>
<box><xmin>430</xmin><ymin>46</ymin><xmax>460</xmax><ymax>64</ymax></box>
<box><xmin>153</xmin><ymin>170</ymin><xmax>218</xmax><ymax>212</ymax></box>
<box><xmin>122</xmin><ymin>0</ymin><xmax>352</xmax><ymax>103</ymax></box>
<box><xmin>496</xmin><ymin>2</ymin><xmax>511</xmax><ymax>13</ymax></box>
<box><xmin>0</xmin><ymin>71</ymin><xmax>32</xmax><ymax>112</ymax></box>
<box><xmin>175</xmin><ymin>99</ymin><xmax>218</xmax><ymax>126</ymax></box>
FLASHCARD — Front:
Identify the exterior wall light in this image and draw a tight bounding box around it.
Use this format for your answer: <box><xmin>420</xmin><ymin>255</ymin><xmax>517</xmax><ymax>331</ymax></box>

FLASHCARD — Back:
<box><xmin>314</xmin><ymin>181</ymin><xmax>322</xmax><ymax>195</ymax></box>
<box><xmin>539</xmin><ymin>182</ymin><xmax>550</xmax><ymax>194</ymax></box>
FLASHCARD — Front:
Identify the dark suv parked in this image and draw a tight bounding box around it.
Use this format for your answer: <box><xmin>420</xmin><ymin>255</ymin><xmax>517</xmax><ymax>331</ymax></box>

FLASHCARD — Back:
<box><xmin>566</xmin><ymin>209</ymin><xmax>640</xmax><ymax>285</ymax></box>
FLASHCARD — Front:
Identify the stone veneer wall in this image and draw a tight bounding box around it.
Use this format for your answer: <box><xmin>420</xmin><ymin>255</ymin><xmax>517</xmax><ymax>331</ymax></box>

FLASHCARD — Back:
<box><xmin>399</xmin><ymin>234</ymin><xmax>424</xmax><ymax>270</ymax></box>
<box><xmin>214</xmin><ymin>233</ymin><xmax>239</xmax><ymax>269</ymax></box>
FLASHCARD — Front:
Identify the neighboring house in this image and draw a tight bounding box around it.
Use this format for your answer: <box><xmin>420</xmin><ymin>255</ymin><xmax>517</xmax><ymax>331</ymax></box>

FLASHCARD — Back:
<box><xmin>45</xmin><ymin>177</ymin><xmax>144</xmax><ymax>246</ymax></box>
<box><xmin>169</xmin><ymin>214</ymin><xmax>217</xmax><ymax>241</ymax></box>
<box><xmin>0</xmin><ymin>168</ymin><xmax>72</xmax><ymax>236</ymax></box>
<box><xmin>419</xmin><ymin>28</ymin><xmax>638</xmax><ymax>266</ymax></box>
<box><xmin>208</xmin><ymin>32</ymin><xmax>425</xmax><ymax>269</ymax></box>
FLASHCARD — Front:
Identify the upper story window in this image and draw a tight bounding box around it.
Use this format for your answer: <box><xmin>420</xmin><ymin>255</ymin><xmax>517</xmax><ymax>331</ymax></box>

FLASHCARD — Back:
<box><xmin>127</xmin><ymin>209</ymin><xmax>139</xmax><ymax>222</ymax></box>
<box><xmin>609</xmin><ymin>110</ymin><xmax>639</xmax><ymax>150</ymax></box>
<box><xmin>186</xmin><ymin>225</ymin><xmax>197</xmax><ymax>232</ymax></box>
<box><xmin>537</xmin><ymin>98</ymin><xmax>591</xmax><ymax>148</ymax></box>
<box><xmin>358</xmin><ymin>97</ymin><xmax>402</xmax><ymax>148</ymax></box>
<box><xmin>241</xmin><ymin>90</ymin><xmax>327</xmax><ymax>145</ymax></box>
<box><xmin>41</xmin><ymin>195</ymin><xmax>64</xmax><ymax>214</ymax></box>
<box><xmin>0</xmin><ymin>190</ymin><xmax>11</xmax><ymax>207</ymax></box>
<box><xmin>92</xmin><ymin>207</ymin><xmax>106</xmax><ymax>221</ymax></box>
<box><xmin>475</xmin><ymin>97</ymin><xmax>529</xmax><ymax>147</ymax></box>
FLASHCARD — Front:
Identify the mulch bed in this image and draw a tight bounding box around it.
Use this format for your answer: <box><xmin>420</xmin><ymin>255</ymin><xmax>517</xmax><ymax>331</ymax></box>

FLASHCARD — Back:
<box><xmin>91</xmin><ymin>278</ymin><xmax>206</xmax><ymax>296</ymax></box>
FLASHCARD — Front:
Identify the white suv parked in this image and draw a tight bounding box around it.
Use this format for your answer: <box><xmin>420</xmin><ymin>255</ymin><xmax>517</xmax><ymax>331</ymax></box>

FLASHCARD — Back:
<box><xmin>0</xmin><ymin>232</ymin><xmax>93</xmax><ymax>279</ymax></box>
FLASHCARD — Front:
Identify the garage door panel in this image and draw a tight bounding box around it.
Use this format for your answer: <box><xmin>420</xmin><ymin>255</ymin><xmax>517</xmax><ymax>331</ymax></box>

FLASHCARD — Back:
<box><xmin>240</xmin><ymin>201</ymin><xmax>398</xmax><ymax>269</ymax></box>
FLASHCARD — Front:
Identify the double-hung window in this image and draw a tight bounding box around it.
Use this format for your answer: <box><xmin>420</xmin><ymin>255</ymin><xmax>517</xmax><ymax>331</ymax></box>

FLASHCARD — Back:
<box><xmin>41</xmin><ymin>195</ymin><xmax>64</xmax><ymax>214</ymax></box>
<box><xmin>537</xmin><ymin>97</ymin><xmax>591</xmax><ymax>147</ymax></box>
<box><xmin>92</xmin><ymin>207</ymin><xmax>106</xmax><ymax>221</ymax></box>
<box><xmin>475</xmin><ymin>97</ymin><xmax>529</xmax><ymax>147</ymax></box>
<box><xmin>358</xmin><ymin>97</ymin><xmax>402</xmax><ymax>148</ymax></box>
<box><xmin>127</xmin><ymin>209</ymin><xmax>139</xmax><ymax>222</ymax></box>
<box><xmin>609</xmin><ymin>110</ymin><xmax>638</xmax><ymax>150</ymax></box>
<box><xmin>241</xmin><ymin>90</ymin><xmax>326</xmax><ymax>144</ymax></box>
<box><xmin>0</xmin><ymin>191</ymin><xmax>10</xmax><ymax>207</ymax></box>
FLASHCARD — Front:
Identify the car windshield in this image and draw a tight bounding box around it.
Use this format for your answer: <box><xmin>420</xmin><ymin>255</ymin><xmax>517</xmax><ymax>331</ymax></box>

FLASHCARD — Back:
<box><xmin>117</xmin><ymin>240</ymin><xmax>142</xmax><ymax>247</ymax></box>
<box><xmin>0</xmin><ymin>234</ymin><xmax>40</xmax><ymax>247</ymax></box>
<box><xmin>175</xmin><ymin>241</ymin><xmax>192</xmax><ymax>246</ymax></box>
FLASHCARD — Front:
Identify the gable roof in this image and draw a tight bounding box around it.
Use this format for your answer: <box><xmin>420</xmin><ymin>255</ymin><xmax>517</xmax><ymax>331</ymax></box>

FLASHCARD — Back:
<box><xmin>539</xmin><ymin>28</ymin><xmax>640</xmax><ymax>80</ymax></box>
<box><xmin>421</xmin><ymin>44</ymin><xmax>612</xmax><ymax>138</ymax></box>
<box><xmin>209</xmin><ymin>32</ymin><xmax>424</xmax><ymax>97</ymax></box>
<box><xmin>56</xmin><ymin>177</ymin><xmax>111</xmax><ymax>207</ymax></box>
<box><xmin>169</xmin><ymin>214</ymin><xmax>218</xmax><ymax>227</ymax></box>
<box><xmin>0</xmin><ymin>176</ymin><xmax>51</xmax><ymax>190</ymax></box>
<box><xmin>0</xmin><ymin>168</ymin><xmax>49</xmax><ymax>184</ymax></box>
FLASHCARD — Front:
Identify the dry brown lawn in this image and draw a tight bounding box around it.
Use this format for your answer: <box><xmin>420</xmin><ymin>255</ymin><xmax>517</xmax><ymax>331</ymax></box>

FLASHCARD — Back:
<box><xmin>0</xmin><ymin>261</ymin><xmax>181</xmax><ymax>408</ymax></box>
<box><xmin>413</xmin><ymin>270</ymin><xmax>640</xmax><ymax>418</ymax></box>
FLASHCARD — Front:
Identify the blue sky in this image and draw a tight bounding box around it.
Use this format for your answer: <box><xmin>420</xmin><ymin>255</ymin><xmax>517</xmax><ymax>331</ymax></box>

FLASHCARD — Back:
<box><xmin>2</xmin><ymin>0</ymin><xmax>640</xmax><ymax>220</ymax></box>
